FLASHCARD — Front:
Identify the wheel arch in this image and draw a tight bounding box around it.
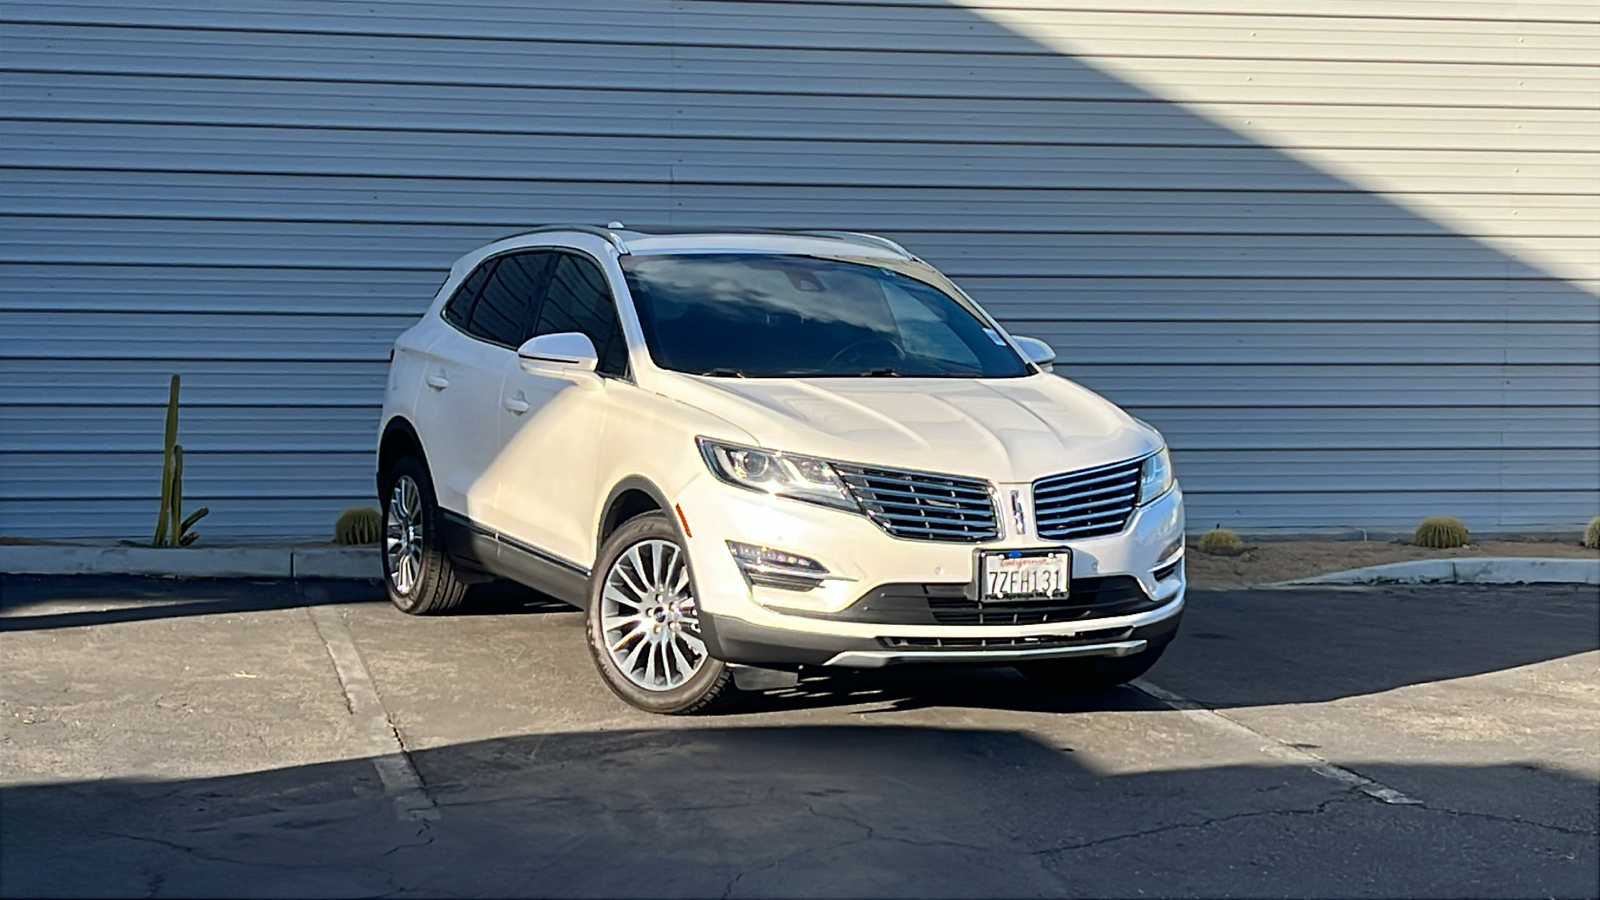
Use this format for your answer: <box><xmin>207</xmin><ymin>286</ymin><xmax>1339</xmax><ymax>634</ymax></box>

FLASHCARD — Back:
<box><xmin>378</xmin><ymin>416</ymin><xmax>426</xmax><ymax>497</ymax></box>
<box><xmin>597</xmin><ymin>476</ymin><xmax>676</xmax><ymax>554</ymax></box>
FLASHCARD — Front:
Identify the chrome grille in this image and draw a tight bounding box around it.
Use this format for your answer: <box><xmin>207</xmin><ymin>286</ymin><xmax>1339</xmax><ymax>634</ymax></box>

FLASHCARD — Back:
<box><xmin>1032</xmin><ymin>458</ymin><xmax>1143</xmax><ymax>541</ymax></box>
<box><xmin>834</xmin><ymin>464</ymin><xmax>998</xmax><ymax>543</ymax></box>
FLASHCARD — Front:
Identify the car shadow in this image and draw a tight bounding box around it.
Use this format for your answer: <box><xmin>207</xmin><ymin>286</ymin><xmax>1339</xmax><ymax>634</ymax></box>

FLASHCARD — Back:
<box><xmin>4</xmin><ymin>577</ymin><xmax>1593</xmax><ymax>713</ymax></box>
<box><xmin>0</xmin><ymin>574</ymin><xmax>387</xmax><ymax>632</ymax></box>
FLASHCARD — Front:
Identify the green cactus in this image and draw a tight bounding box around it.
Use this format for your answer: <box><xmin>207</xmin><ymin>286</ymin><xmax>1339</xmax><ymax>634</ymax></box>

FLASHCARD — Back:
<box><xmin>1196</xmin><ymin>526</ymin><xmax>1245</xmax><ymax>556</ymax></box>
<box><xmin>151</xmin><ymin>375</ymin><xmax>209</xmax><ymax>547</ymax></box>
<box><xmin>1414</xmin><ymin>516</ymin><xmax>1469</xmax><ymax>549</ymax></box>
<box><xmin>335</xmin><ymin>507</ymin><xmax>383</xmax><ymax>546</ymax></box>
<box><xmin>1583</xmin><ymin>516</ymin><xmax>1600</xmax><ymax>549</ymax></box>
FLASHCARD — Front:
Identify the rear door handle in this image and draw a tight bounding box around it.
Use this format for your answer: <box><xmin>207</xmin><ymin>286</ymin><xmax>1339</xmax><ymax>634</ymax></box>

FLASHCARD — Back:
<box><xmin>425</xmin><ymin>374</ymin><xmax>449</xmax><ymax>390</ymax></box>
<box><xmin>503</xmin><ymin>394</ymin><xmax>530</xmax><ymax>414</ymax></box>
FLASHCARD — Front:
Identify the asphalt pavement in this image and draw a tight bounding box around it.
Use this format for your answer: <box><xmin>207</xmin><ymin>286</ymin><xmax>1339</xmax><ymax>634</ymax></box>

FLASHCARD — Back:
<box><xmin>1</xmin><ymin>575</ymin><xmax>1595</xmax><ymax>898</ymax></box>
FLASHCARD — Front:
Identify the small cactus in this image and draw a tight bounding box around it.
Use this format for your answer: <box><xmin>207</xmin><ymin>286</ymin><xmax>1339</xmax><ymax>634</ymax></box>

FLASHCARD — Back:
<box><xmin>1197</xmin><ymin>526</ymin><xmax>1245</xmax><ymax>556</ymax></box>
<box><xmin>1414</xmin><ymin>516</ymin><xmax>1470</xmax><ymax>549</ymax></box>
<box><xmin>1584</xmin><ymin>516</ymin><xmax>1600</xmax><ymax>549</ymax></box>
<box><xmin>335</xmin><ymin>507</ymin><xmax>383</xmax><ymax>546</ymax></box>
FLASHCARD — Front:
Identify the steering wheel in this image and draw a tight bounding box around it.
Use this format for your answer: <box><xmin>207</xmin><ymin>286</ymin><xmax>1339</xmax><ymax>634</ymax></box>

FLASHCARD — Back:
<box><xmin>827</xmin><ymin>337</ymin><xmax>907</xmax><ymax>367</ymax></box>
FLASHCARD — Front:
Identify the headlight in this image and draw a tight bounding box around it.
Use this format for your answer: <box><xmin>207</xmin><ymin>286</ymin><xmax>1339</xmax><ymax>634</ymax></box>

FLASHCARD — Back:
<box><xmin>696</xmin><ymin>438</ymin><xmax>859</xmax><ymax>511</ymax></box>
<box><xmin>1139</xmin><ymin>446</ymin><xmax>1174</xmax><ymax>505</ymax></box>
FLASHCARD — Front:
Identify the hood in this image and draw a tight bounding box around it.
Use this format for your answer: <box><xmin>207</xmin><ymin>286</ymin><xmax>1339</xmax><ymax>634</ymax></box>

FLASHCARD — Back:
<box><xmin>653</xmin><ymin>372</ymin><xmax>1159</xmax><ymax>482</ymax></box>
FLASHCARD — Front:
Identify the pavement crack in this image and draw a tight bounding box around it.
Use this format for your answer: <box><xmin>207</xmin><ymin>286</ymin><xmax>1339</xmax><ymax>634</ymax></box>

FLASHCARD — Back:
<box><xmin>1411</xmin><ymin>804</ymin><xmax>1597</xmax><ymax>837</ymax></box>
<box><xmin>94</xmin><ymin>831</ymin><xmax>296</xmax><ymax>870</ymax></box>
<box><xmin>1031</xmin><ymin>797</ymin><xmax>1354</xmax><ymax>855</ymax></box>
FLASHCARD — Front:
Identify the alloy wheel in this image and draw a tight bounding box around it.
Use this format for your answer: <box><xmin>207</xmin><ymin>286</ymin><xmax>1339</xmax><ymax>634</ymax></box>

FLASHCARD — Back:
<box><xmin>385</xmin><ymin>474</ymin><xmax>423</xmax><ymax>595</ymax></box>
<box><xmin>600</xmin><ymin>539</ymin><xmax>707</xmax><ymax>691</ymax></box>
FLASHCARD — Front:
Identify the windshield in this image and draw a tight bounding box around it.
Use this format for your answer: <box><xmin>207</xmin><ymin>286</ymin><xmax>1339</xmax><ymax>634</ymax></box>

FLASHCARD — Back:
<box><xmin>618</xmin><ymin>253</ymin><xmax>1031</xmax><ymax>378</ymax></box>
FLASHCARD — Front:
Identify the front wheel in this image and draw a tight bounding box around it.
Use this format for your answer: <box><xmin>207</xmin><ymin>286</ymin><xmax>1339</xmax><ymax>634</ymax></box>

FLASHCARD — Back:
<box><xmin>585</xmin><ymin>513</ymin><xmax>735</xmax><ymax>714</ymax></box>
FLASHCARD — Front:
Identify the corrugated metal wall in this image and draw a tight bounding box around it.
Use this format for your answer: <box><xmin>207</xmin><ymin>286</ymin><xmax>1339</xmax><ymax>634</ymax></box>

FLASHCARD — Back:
<box><xmin>2</xmin><ymin>0</ymin><xmax>1596</xmax><ymax>540</ymax></box>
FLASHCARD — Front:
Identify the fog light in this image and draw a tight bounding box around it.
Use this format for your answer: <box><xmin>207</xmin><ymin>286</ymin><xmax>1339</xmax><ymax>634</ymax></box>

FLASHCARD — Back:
<box><xmin>727</xmin><ymin>541</ymin><xmax>829</xmax><ymax>591</ymax></box>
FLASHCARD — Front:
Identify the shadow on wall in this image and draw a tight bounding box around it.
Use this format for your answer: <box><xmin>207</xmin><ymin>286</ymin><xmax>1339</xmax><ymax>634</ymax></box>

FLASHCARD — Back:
<box><xmin>0</xmin><ymin>0</ymin><xmax>1595</xmax><ymax>537</ymax></box>
<box><xmin>2</xmin><ymin>724</ymin><xmax>1596</xmax><ymax>897</ymax></box>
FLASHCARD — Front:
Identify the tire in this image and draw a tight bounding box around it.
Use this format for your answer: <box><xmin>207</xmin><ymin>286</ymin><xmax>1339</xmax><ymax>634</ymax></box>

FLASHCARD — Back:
<box><xmin>379</xmin><ymin>454</ymin><xmax>469</xmax><ymax>616</ymax></box>
<box><xmin>1017</xmin><ymin>640</ymin><xmax>1169</xmax><ymax>692</ymax></box>
<box><xmin>585</xmin><ymin>512</ymin><xmax>735</xmax><ymax>715</ymax></box>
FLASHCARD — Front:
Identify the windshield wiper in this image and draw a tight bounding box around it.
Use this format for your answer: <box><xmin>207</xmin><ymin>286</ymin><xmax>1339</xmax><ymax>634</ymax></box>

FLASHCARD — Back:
<box><xmin>700</xmin><ymin>367</ymin><xmax>746</xmax><ymax>378</ymax></box>
<box><xmin>860</xmin><ymin>367</ymin><xmax>902</xmax><ymax>377</ymax></box>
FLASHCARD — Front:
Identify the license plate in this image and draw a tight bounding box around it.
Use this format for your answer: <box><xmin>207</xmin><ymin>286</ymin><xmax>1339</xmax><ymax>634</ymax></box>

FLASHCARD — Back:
<box><xmin>977</xmin><ymin>549</ymin><xmax>1071</xmax><ymax>601</ymax></box>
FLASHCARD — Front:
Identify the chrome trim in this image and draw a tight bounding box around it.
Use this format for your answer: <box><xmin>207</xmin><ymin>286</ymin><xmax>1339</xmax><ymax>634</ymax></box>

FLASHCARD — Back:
<box><xmin>498</xmin><ymin>224</ymin><xmax>631</xmax><ymax>255</ymax></box>
<box><xmin>824</xmin><ymin>639</ymin><xmax>1148</xmax><ymax>668</ymax></box>
<box><xmin>795</xmin><ymin>230</ymin><xmax>914</xmax><ymax>260</ymax></box>
<box><xmin>1032</xmin><ymin>457</ymin><xmax>1145</xmax><ymax>542</ymax></box>
<box><xmin>834</xmin><ymin>462</ymin><xmax>1000</xmax><ymax>543</ymax></box>
<box><xmin>768</xmin><ymin>591</ymin><xmax>1184</xmax><ymax>641</ymax></box>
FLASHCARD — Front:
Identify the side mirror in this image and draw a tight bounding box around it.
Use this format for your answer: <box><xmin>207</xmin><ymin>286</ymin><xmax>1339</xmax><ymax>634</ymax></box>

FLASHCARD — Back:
<box><xmin>1012</xmin><ymin>335</ymin><xmax>1056</xmax><ymax>373</ymax></box>
<box><xmin>516</xmin><ymin>333</ymin><xmax>600</xmax><ymax>381</ymax></box>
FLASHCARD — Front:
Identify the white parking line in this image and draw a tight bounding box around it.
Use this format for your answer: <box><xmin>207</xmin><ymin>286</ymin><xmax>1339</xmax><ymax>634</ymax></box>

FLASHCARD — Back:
<box><xmin>1132</xmin><ymin>678</ymin><xmax>1423</xmax><ymax>806</ymax></box>
<box><xmin>306</xmin><ymin>605</ymin><xmax>439</xmax><ymax>821</ymax></box>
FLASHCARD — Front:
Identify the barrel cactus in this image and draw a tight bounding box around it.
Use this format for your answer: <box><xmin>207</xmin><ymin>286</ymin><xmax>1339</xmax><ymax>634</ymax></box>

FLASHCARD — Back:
<box><xmin>335</xmin><ymin>507</ymin><xmax>383</xmax><ymax>546</ymax></box>
<box><xmin>1414</xmin><ymin>516</ymin><xmax>1470</xmax><ymax>549</ymax></box>
<box><xmin>1584</xmin><ymin>516</ymin><xmax>1600</xmax><ymax>549</ymax></box>
<box><xmin>1197</xmin><ymin>526</ymin><xmax>1245</xmax><ymax>556</ymax></box>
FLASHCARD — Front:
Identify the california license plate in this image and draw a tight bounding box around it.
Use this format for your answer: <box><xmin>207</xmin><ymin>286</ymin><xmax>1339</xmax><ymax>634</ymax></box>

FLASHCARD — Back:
<box><xmin>977</xmin><ymin>549</ymin><xmax>1071</xmax><ymax>601</ymax></box>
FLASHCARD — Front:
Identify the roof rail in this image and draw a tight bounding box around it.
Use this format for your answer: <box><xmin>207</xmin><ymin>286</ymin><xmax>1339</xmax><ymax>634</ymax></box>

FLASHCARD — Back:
<box><xmin>794</xmin><ymin>230</ymin><xmax>914</xmax><ymax>260</ymax></box>
<box><xmin>498</xmin><ymin>224</ymin><xmax>631</xmax><ymax>255</ymax></box>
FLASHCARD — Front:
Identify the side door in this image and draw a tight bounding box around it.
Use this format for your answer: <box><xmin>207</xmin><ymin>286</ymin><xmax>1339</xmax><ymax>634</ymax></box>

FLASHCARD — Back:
<box><xmin>495</xmin><ymin>250</ymin><xmax>631</xmax><ymax>568</ymax></box>
<box><xmin>412</xmin><ymin>251</ymin><xmax>550</xmax><ymax>521</ymax></box>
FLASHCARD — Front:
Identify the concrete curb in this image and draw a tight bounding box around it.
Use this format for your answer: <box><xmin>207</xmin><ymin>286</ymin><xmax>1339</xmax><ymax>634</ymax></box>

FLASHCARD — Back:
<box><xmin>0</xmin><ymin>545</ymin><xmax>382</xmax><ymax>580</ymax></box>
<box><xmin>1280</xmin><ymin>557</ymin><xmax>1600</xmax><ymax>587</ymax></box>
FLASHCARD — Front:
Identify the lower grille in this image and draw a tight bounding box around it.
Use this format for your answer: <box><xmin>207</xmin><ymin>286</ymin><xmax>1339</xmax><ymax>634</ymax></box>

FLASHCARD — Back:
<box><xmin>834</xmin><ymin>463</ymin><xmax>998</xmax><ymax>543</ymax></box>
<box><xmin>791</xmin><ymin>576</ymin><xmax>1157</xmax><ymax>626</ymax></box>
<box><xmin>879</xmin><ymin>627</ymin><xmax>1133</xmax><ymax>651</ymax></box>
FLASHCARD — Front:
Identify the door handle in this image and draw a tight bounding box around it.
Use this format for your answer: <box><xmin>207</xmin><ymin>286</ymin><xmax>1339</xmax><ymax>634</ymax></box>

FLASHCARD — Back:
<box><xmin>425</xmin><ymin>374</ymin><xmax>449</xmax><ymax>390</ymax></box>
<box><xmin>503</xmin><ymin>395</ymin><xmax>530</xmax><ymax>414</ymax></box>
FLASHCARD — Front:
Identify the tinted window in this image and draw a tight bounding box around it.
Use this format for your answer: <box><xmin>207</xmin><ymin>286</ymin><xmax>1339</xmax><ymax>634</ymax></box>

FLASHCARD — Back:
<box><xmin>465</xmin><ymin>252</ymin><xmax>547</xmax><ymax>348</ymax></box>
<box><xmin>531</xmin><ymin>252</ymin><xmax>629</xmax><ymax>377</ymax></box>
<box><xmin>441</xmin><ymin>262</ymin><xmax>493</xmax><ymax>330</ymax></box>
<box><xmin>619</xmin><ymin>253</ymin><xmax>1029</xmax><ymax>378</ymax></box>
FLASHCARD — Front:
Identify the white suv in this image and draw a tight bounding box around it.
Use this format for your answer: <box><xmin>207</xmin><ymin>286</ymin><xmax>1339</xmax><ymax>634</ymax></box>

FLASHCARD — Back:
<box><xmin>378</xmin><ymin>226</ymin><xmax>1185</xmax><ymax>713</ymax></box>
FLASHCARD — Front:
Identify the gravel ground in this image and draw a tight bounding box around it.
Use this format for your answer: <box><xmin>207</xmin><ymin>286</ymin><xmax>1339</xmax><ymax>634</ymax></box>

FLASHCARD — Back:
<box><xmin>1184</xmin><ymin>539</ymin><xmax>1599</xmax><ymax>588</ymax></box>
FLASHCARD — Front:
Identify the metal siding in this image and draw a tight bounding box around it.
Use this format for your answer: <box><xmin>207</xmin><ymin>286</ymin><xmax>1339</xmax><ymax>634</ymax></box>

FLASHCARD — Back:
<box><xmin>1</xmin><ymin>0</ymin><xmax>1596</xmax><ymax>540</ymax></box>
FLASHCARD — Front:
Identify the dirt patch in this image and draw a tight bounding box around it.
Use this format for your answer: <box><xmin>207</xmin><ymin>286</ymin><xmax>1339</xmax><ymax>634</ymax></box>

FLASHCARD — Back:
<box><xmin>1185</xmin><ymin>539</ymin><xmax>1599</xmax><ymax>589</ymax></box>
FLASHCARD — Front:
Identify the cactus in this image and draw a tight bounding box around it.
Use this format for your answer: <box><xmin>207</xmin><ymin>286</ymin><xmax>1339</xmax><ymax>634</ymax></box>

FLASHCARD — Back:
<box><xmin>1414</xmin><ymin>516</ymin><xmax>1469</xmax><ymax>549</ymax></box>
<box><xmin>335</xmin><ymin>507</ymin><xmax>383</xmax><ymax>546</ymax></box>
<box><xmin>150</xmin><ymin>374</ymin><xmax>209</xmax><ymax>547</ymax></box>
<box><xmin>1197</xmin><ymin>526</ymin><xmax>1245</xmax><ymax>556</ymax></box>
<box><xmin>1583</xmin><ymin>516</ymin><xmax>1600</xmax><ymax>549</ymax></box>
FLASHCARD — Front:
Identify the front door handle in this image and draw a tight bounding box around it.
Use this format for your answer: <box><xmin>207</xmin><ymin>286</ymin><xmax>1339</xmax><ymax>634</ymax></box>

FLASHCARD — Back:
<box><xmin>425</xmin><ymin>373</ymin><xmax>449</xmax><ymax>390</ymax></box>
<box><xmin>503</xmin><ymin>394</ymin><xmax>530</xmax><ymax>414</ymax></box>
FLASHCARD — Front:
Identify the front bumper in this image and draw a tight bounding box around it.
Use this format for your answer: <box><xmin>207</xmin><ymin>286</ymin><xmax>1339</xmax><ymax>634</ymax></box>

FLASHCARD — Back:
<box><xmin>700</xmin><ymin>593</ymin><xmax>1184</xmax><ymax>668</ymax></box>
<box><xmin>673</xmin><ymin>471</ymin><xmax>1186</xmax><ymax>668</ymax></box>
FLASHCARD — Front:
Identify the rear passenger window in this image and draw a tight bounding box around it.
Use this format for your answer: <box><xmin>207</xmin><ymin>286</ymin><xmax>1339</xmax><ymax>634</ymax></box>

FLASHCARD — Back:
<box><xmin>441</xmin><ymin>262</ymin><xmax>494</xmax><ymax>330</ymax></box>
<box><xmin>531</xmin><ymin>253</ymin><xmax>629</xmax><ymax>377</ymax></box>
<box><xmin>465</xmin><ymin>252</ymin><xmax>548</xmax><ymax>348</ymax></box>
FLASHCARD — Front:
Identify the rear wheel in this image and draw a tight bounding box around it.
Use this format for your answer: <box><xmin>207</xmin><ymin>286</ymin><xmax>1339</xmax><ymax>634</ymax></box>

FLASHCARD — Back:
<box><xmin>1017</xmin><ymin>641</ymin><xmax>1168</xmax><ymax>692</ymax></box>
<box><xmin>585</xmin><ymin>512</ymin><xmax>735</xmax><ymax>714</ymax></box>
<box><xmin>380</xmin><ymin>455</ymin><xmax>468</xmax><ymax>615</ymax></box>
